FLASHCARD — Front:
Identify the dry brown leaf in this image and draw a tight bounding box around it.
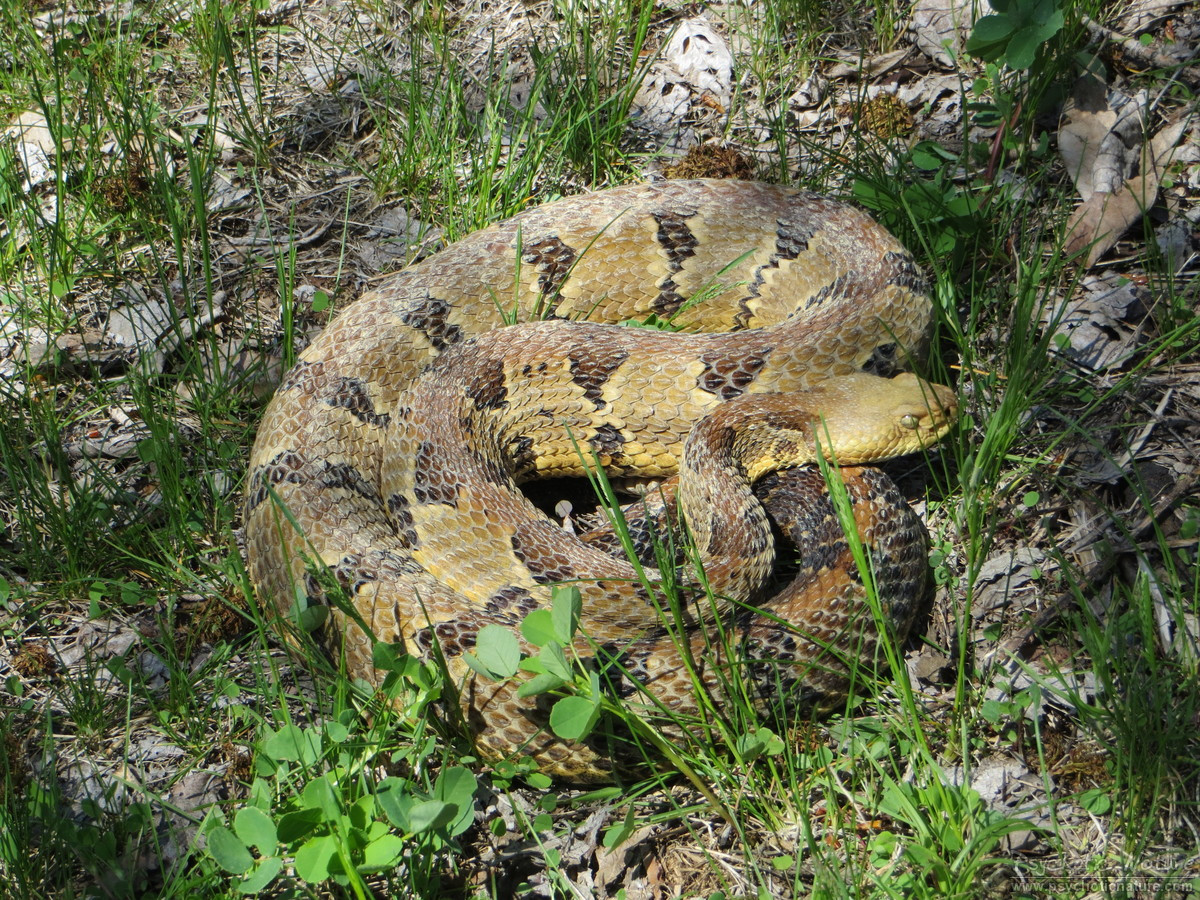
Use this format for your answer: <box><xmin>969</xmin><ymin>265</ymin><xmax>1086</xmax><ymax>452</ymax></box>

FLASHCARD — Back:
<box><xmin>1058</xmin><ymin>83</ymin><xmax>1146</xmax><ymax>200</ymax></box>
<box><xmin>826</xmin><ymin>47</ymin><xmax>910</xmax><ymax>80</ymax></box>
<box><xmin>596</xmin><ymin>824</ymin><xmax>658</xmax><ymax>896</ymax></box>
<box><xmin>1041</xmin><ymin>274</ymin><xmax>1146</xmax><ymax>371</ymax></box>
<box><xmin>973</xmin><ymin>549</ymin><xmax>1056</xmax><ymax>616</ymax></box>
<box><xmin>1118</xmin><ymin>0</ymin><xmax>1189</xmax><ymax>34</ymax></box>
<box><xmin>660</xmin><ymin>16</ymin><xmax>733</xmax><ymax>109</ymax></box>
<box><xmin>630</xmin><ymin>16</ymin><xmax>732</xmax><ymax>141</ymax></box>
<box><xmin>5</xmin><ymin>109</ymin><xmax>65</xmax><ymax>154</ymax></box>
<box><xmin>1064</xmin><ymin>171</ymin><xmax>1160</xmax><ymax>265</ymax></box>
<box><xmin>4</xmin><ymin>110</ymin><xmax>60</xmax><ymax>194</ymax></box>
<box><xmin>787</xmin><ymin>72</ymin><xmax>828</xmax><ymax>109</ymax></box>
<box><xmin>1063</xmin><ymin>118</ymin><xmax>1190</xmax><ymax>266</ymax></box>
<box><xmin>1148</xmin><ymin>116</ymin><xmax>1192</xmax><ymax>168</ymax></box>
<box><xmin>908</xmin><ymin>0</ymin><xmax>980</xmax><ymax>68</ymax></box>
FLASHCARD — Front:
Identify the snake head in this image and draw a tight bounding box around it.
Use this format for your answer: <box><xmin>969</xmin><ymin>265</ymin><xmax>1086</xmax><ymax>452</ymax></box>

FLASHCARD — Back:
<box><xmin>885</xmin><ymin>372</ymin><xmax>959</xmax><ymax>444</ymax></box>
<box><xmin>702</xmin><ymin>372</ymin><xmax>959</xmax><ymax>481</ymax></box>
<box><xmin>800</xmin><ymin>371</ymin><xmax>959</xmax><ymax>463</ymax></box>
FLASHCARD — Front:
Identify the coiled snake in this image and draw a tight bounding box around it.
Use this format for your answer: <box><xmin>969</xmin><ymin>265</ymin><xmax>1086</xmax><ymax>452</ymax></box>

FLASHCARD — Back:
<box><xmin>245</xmin><ymin>179</ymin><xmax>957</xmax><ymax>780</ymax></box>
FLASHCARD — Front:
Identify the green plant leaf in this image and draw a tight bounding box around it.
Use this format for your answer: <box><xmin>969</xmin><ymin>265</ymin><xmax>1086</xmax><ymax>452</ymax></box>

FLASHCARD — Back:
<box><xmin>980</xmin><ymin>699</ymin><xmax>1008</xmax><ymax>724</ymax></box>
<box><xmin>207</xmin><ymin>825</ymin><xmax>254</xmax><ymax>875</ymax></box>
<box><xmin>301</xmin><ymin>776</ymin><xmax>342</xmax><ymax>819</ymax></box>
<box><xmin>549</xmin><ymin>694</ymin><xmax>600</xmax><ymax>741</ymax></box>
<box><xmin>551</xmin><ymin>585</ymin><xmax>581</xmax><ymax>640</ymax></box>
<box><xmin>904</xmin><ymin>840</ymin><xmax>944</xmax><ymax>876</ymax></box>
<box><xmin>239</xmin><ymin>857</ymin><xmax>284</xmax><ymax>894</ymax></box>
<box><xmin>293</xmin><ymin>834</ymin><xmax>338</xmax><ymax>883</ymax></box>
<box><xmin>868</xmin><ymin>830</ymin><xmax>899</xmax><ymax>868</ymax></box>
<box><xmin>1004</xmin><ymin>25</ymin><xmax>1042</xmax><ymax>69</ymax></box>
<box><xmin>965</xmin><ymin>14</ymin><xmax>1015</xmax><ymax>61</ymax></box>
<box><xmin>1181</xmin><ymin>512</ymin><xmax>1198</xmax><ymax>540</ymax></box>
<box><xmin>264</xmin><ymin>724</ymin><xmax>321</xmax><ymax>765</ymax></box>
<box><xmin>233</xmin><ymin>806</ymin><xmax>277</xmax><ymax>852</ymax></box>
<box><xmin>910</xmin><ymin>142</ymin><xmax>951</xmax><ymax>171</ymax></box>
<box><xmin>1025</xmin><ymin>0</ymin><xmax>1058</xmax><ymax>26</ymax></box>
<box><xmin>1079</xmin><ymin>788</ymin><xmax>1112</xmax><ymax>814</ymax></box>
<box><xmin>375</xmin><ymin>780</ymin><xmax>413</xmax><ymax>831</ymax></box>
<box><xmin>464</xmin><ymin>624</ymin><xmax>521</xmax><ymax>678</ymax></box>
<box><xmin>348</xmin><ymin>794</ymin><xmax>374</xmax><ymax>831</ymax></box>
<box><xmin>537</xmin><ymin>642</ymin><xmax>573</xmax><ymax>681</ymax></box>
<box><xmin>276</xmin><ymin>807</ymin><xmax>324</xmax><ymax>843</ymax></box>
<box><xmin>435</xmin><ymin>766</ymin><xmax>478</xmax><ymax>836</ymax></box>
<box><xmin>602</xmin><ymin>805</ymin><xmax>637</xmax><ymax>850</ymax></box>
<box><xmin>736</xmin><ymin>727</ymin><xmax>785</xmax><ymax>760</ymax></box>
<box><xmin>361</xmin><ymin>832</ymin><xmax>405</xmax><ymax>871</ymax></box>
<box><xmin>517</xmin><ymin>670</ymin><xmax>569</xmax><ymax>697</ymax></box>
<box><xmin>371</xmin><ymin>640</ymin><xmax>403</xmax><ymax>670</ymax></box>
<box><xmin>521</xmin><ymin>609</ymin><xmax>557</xmax><ymax>646</ymax></box>
<box><xmin>1030</xmin><ymin>9</ymin><xmax>1063</xmax><ymax>41</ymax></box>
<box><xmin>407</xmin><ymin>799</ymin><xmax>457</xmax><ymax>834</ymax></box>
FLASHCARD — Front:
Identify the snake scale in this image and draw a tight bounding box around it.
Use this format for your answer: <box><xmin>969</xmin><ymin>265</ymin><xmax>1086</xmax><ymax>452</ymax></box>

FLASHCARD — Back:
<box><xmin>245</xmin><ymin>179</ymin><xmax>957</xmax><ymax>780</ymax></box>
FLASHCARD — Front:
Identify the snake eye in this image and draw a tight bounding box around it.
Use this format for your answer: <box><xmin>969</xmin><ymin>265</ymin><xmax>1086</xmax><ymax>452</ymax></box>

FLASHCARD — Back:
<box><xmin>900</xmin><ymin>414</ymin><xmax>920</xmax><ymax>430</ymax></box>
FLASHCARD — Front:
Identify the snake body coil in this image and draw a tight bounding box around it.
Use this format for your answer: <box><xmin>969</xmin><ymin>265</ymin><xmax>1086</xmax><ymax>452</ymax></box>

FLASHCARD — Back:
<box><xmin>245</xmin><ymin>179</ymin><xmax>956</xmax><ymax>780</ymax></box>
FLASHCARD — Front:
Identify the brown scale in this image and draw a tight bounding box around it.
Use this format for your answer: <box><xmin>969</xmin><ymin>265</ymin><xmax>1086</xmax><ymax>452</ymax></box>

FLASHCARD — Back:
<box><xmin>245</xmin><ymin>179</ymin><xmax>956</xmax><ymax>781</ymax></box>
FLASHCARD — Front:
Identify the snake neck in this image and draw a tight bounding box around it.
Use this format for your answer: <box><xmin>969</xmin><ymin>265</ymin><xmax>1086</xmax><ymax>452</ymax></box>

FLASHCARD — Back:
<box><xmin>676</xmin><ymin>392</ymin><xmax>863</xmax><ymax>603</ymax></box>
<box><xmin>677</xmin><ymin>421</ymin><xmax>779</xmax><ymax>604</ymax></box>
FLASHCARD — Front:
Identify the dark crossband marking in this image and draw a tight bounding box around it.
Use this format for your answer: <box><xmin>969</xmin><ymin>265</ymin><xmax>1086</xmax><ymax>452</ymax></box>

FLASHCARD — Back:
<box><xmin>589</xmin><ymin>423</ymin><xmax>627</xmax><ymax>464</ymax></box>
<box><xmin>469</xmin><ymin>357</ymin><xmax>508</xmax><ymax>411</ymax></box>
<box><xmin>386</xmin><ymin>493</ymin><xmax>420</xmax><ymax>548</ymax></box>
<box><xmin>569</xmin><ymin>347</ymin><xmax>628</xmax><ymax>408</ymax></box>
<box><xmin>413</xmin><ymin>441</ymin><xmax>458</xmax><ymax>506</ymax></box>
<box><xmin>697</xmin><ymin>349</ymin><xmax>771</xmax><ymax>400</ymax></box>
<box><xmin>328</xmin><ymin>376</ymin><xmax>389</xmax><ymax>427</ymax></box>
<box><xmin>733</xmin><ymin>217</ymin><xmax>817</xmax><ymax>326</ymax></box>
<box><xmin>511</xmin><ymin>520</ymin><xmax>579</xmax><ymax>584</ymax></box>
<box><xmin>522</xmin><ymin>235</ymin><xmax>577</xmax><ymax>314</ymax></box>
<box><xmin>400</xmin><ymin>295</ymin><xmax>462</xmax><ymax>350</ymax></box>
<box><xmin>651</xmin><ymin>211</ymin><xmax>699</xmax><ymax>317</ymax></box>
